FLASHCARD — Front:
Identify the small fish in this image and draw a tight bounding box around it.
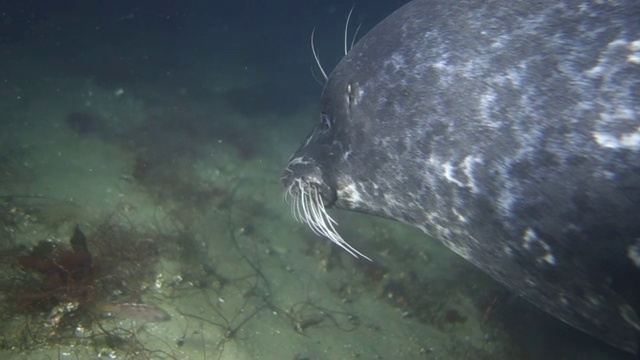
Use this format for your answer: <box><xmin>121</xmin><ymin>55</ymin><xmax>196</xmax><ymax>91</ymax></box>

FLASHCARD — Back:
<box><xmin>98</xmin><ymin>302</ymin><xmax>170</xmax><ymax>322</ymax></box>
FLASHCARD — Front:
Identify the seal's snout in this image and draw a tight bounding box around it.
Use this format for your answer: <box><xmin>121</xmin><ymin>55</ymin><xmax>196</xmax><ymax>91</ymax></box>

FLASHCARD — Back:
<box><xmin>281</xmin><ymin>156</ymin><xmax>316</xmax><ymax>188</ymax></box>
<box><xmin>282</xmin><ymin>156</ymin><xmax>370</xmax><ymax>260</ymax></box>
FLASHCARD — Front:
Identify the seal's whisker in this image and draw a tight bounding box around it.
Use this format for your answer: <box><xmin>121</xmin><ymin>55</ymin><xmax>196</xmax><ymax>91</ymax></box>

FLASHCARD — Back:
<box><xmin>290</xmin><ymin>195</ymin><xmax>300</xmax><ymax>222</ymax></box>
<box><xmin>306</xmin><ymin>189</ymin><xmax>330</xmax><ymax>236</ymax></box>
<box><xmin>291</xmin><ymin>182</ymin><xmax>305</xmax><ymax>223</ymax></box>
<box><xmin>344</xmin><ymin>6</ymin><xmax>361</xmax><ymax>54</ymax></box>
<box><xmin>312</xmin><ymin>189</ymin><xmax>370</xmax><ymax>260</ymax></box>
<box><xmin>287</xmin><ymin>179</ymin><xmax>370</xmax><ymax>260</ymax></box>
<box><xmin>295</xmin><ymin>181</ymin><xmax>309</xmax><ymax>223</ymax></box>
<box><xmin>350</xmin><ymin>21</ymin><xmax>362</xmax><ymax>52</ymax></box>
<box><xmin>282</xmin><ymin>185</ymin><xmax>292</xmax><ymax>204</ymax></box>
<box><xmin>285</xmin><ymin>182</ymin><xmax>297</xmax><ymax>205</ymax></box>
<box><xmin>344</xmin><ymin>6</ymin><xmax>354</xmax><ymax>56</ymax></box>
<box><xmin>310</xmin><ymin>28</ymin><xmax>328</xmax><ymax>82</ymax></box>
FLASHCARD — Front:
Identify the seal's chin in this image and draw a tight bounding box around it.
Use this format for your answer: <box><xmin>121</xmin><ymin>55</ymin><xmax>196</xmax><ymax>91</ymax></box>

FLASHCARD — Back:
<box><xmin>283</xmin><ymin>177</ymin><xmax>370</xmax><ymax>260</ymax></box>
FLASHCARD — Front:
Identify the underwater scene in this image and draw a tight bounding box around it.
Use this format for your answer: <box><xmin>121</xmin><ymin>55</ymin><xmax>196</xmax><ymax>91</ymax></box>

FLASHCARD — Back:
<box><xmin>0</xmin><ymin>1</ymin><xmax>636</xmax><ymax>359</ymax></box>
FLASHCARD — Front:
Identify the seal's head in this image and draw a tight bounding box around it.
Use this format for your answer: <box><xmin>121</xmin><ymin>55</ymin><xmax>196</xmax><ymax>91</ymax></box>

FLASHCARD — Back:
<box><xmin>282</xmin><ymin>113</ymin><xmax>370</xmax><ymax>260</ymax></box>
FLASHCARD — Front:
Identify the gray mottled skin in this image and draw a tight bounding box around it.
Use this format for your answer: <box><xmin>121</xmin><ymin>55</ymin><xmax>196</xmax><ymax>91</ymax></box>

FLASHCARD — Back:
<box><xmin>283</xmin><ymin>0</ymin><xmax>640</xmax><ymax>353</ymax></box>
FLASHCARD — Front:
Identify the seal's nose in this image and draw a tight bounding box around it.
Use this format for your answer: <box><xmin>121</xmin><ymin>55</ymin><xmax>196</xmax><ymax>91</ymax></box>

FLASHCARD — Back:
<box><xmin>281</xmin><ymin>157</ymin><xmax>307</xmax><ymax>187</ymax></box>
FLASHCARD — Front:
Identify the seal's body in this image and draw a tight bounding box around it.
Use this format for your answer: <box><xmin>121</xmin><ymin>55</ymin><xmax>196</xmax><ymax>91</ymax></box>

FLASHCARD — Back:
<box><xmin>283</xmin><ymin>0</ymin><xmax>640</xmax><ymax>353</ymax></box>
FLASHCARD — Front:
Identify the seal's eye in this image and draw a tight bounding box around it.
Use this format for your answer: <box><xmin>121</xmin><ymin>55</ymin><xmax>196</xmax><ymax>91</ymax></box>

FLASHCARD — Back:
<box><xmin>319</xmin><ymin>113</ymin><xmax>332</xmax><ymax>131</ymax></box>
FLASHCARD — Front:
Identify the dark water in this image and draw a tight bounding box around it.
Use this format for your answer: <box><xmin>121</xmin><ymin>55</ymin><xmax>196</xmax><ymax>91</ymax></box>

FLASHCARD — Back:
<box><xmin>0</xmin><ymin>1</ymin><xmax>634</xmax><ymax>359</ymax></box>
<box><xmin>1</xmin><ymin>0</ymin><xmax>406</xmax><ymax>118</ymax></box>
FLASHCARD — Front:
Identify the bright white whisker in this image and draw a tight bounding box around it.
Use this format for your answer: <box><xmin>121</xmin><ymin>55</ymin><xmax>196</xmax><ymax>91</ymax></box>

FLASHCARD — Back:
<box><xmin>311</xmin><ymin>28</ymin><xmax>328</xmax><ymax>82</ymax></box>
<box><xmin>291</xmin><ymin>199</ymin><xmax>300</xmax><ymax>223</ymax></box>
<box><xmin>351</xmin><ymin>21</ymin><xmax>361</xmax><ymax>51</ymax></box>
<box><xmin>344</xmin><ymin>6</ymin><xmax>354</xmax><ymax>56</ymax></box>
<box><xmin>306</xmin><ymin>191</ymin><xmax>328</xmax><ymax>237</ymax></box>
<box><xmin>313</xmin><ymin>191</ymin><xmax>369</xmax><ymax>259</ymax></box>
<box><xmin>284</xmin><ymin>179</ymin><xmax>370</xmax><ymax>260</ymax></box>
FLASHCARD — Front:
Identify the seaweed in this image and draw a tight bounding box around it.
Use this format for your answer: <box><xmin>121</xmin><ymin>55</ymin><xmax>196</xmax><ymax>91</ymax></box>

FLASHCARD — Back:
<box><xmin>0</xmin><ymin>210</ymin><xmax>183</xmax><ymax>358</ymax></box>
<box><xmin>16</xmin><ymin>225</ymin><xmax>98</xmax><ymax>313</ymax></box>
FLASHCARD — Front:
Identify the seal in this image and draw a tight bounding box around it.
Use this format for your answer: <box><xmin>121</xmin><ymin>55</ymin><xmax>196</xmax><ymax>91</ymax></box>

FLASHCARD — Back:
<box><xmin>282</xmin><ymin>0</ymin><xmax>640</xmax><ymax>354</ymax></box>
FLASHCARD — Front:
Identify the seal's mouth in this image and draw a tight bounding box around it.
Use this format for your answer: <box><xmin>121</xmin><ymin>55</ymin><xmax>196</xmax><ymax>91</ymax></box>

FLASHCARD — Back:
<box><xmin>283</xmin><ymin>177</ymin><xmax>370</xmax><ymax>260</ymax></box>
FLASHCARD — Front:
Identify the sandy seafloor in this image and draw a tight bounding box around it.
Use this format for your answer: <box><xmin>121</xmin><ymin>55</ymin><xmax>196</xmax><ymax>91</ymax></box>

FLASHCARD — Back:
<box><xmin>0</xmin><ymin>3</ymin><xmax>635</xmax><ymax>360</ymax></box>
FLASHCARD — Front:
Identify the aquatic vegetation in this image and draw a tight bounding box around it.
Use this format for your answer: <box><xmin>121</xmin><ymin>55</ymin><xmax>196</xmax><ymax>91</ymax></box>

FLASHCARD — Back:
<box><xmin>16</xmin><ymin>225</ymin><xmax>98</xmax><ymax>313</ymax></box>
<box><xmin>0</xmin><ymin>212</ymin><xmax>180</xmax><ymax>356</ymax></box>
